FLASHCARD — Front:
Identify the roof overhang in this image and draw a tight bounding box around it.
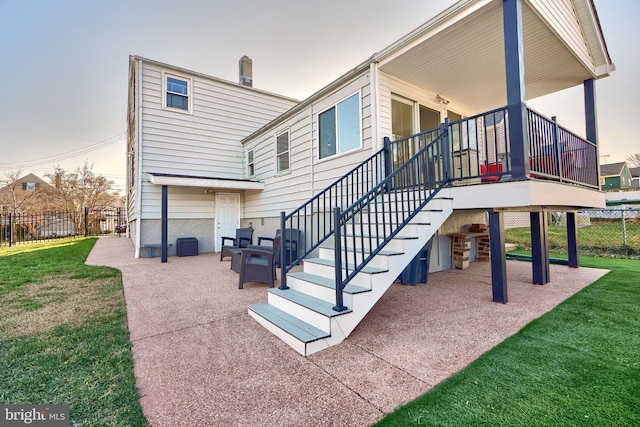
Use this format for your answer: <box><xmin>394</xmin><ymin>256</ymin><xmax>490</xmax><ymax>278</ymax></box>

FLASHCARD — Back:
<box><xmin>147</xmin><ymin>173</ymin><xmax>264</xmax><ymax>191</ymax></box>
<box><xmin>376</xmin><ymin>0</ymin><xmax>614</xmax><ymax>112</ymax></box>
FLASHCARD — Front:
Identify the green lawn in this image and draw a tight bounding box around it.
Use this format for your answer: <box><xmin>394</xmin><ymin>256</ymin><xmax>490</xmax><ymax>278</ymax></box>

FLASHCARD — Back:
<box><xmin>376</xmin><ymin>255</ymin><xmax>640</xmax><ymax>426</ymax></box>
<box><xmin>505</xmin><ymin>222</ymin><xmax>640</xmax><ymax>258</ymax></box>
<box><xmin>0</xmin><ymin>238</ymin><xmax>146</xmax><ymax>426</ymax></box>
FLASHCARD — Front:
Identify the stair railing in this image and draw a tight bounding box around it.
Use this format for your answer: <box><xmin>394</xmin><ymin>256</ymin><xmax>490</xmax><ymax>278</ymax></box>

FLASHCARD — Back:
<box><xmin>332</xmin><ymin>127</ymin><xmax>451</xmax><ymax>311</ymax></box>
<box><xmin>278</xmin><ymin>148</ymin><xmax>388</xmax><ymax>289</ymax></box>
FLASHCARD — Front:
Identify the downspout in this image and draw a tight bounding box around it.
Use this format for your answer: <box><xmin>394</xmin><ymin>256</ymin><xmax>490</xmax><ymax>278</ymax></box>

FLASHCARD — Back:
<box><xmin>134</xmin><ymin>58</ymin><xmax>144</xmax><ymax>257</ymax></box>
<box><xmin>369</xmin><ymin>61</ymin><xmax>381</xmax><ymax>153</ymax></box>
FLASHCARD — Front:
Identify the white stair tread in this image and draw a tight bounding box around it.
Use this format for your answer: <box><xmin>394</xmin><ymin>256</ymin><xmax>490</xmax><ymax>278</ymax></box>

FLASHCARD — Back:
<box><xmin>319</xmin><ymin>241</ymin><xmax>403</xmax><ymax>256</ymax></box>
<box><xmin>269</xmin><ymin>288</ymin><xmax>352</xmax><ymax>317</ymax></box>
<box><xmin>249</xmin><ymin>304</ymin><xmax>329</xmax><ymax>343</ymax></box>
<box><xmin>288</xmin><ymin>272</ymin><xmax>370</xmax><ymax>294</ymax></box>
<box><xmin>304</xmin><ymin>257</ymin><xmax>388</xmax><ymax>274</ymax></box>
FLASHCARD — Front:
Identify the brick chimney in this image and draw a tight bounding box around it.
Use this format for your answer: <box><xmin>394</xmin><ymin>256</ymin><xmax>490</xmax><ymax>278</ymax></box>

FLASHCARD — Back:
<box><xmin>239</xmin><ymin>55</ymin><xmax>253</xmax><ymax>87</ymax></box>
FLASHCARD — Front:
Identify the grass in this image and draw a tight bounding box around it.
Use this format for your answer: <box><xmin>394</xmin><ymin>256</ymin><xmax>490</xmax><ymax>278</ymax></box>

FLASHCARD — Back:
<box><xmin>0</xmin><ymin>238</ymin><xmax>146</xmax><ymax>426</ymax></box>
<box><xmin>376</xmin><ymin>255</ymin><xmax>640</xmax><ymax>426</ymax></box>
<box><xmin>505</xmin><ymin>222</ymin><xmax>640</xmax><ymax>259</ymax></box>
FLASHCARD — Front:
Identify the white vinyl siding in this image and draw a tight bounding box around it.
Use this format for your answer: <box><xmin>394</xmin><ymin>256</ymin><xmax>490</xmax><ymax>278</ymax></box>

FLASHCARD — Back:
<box><xmin>243</xmin><ymin>72</ymin><xmax>373</xmax><ymax>218</ymax></box>
<box><xmin>137</xmin><ymin>60</ymin><xmax>297</xmax><ymax>219</ymax></box>
<box><xmin>527</xmin><ymin>0</ymin><xmax>592</xmax><ymax>71</ymax></box>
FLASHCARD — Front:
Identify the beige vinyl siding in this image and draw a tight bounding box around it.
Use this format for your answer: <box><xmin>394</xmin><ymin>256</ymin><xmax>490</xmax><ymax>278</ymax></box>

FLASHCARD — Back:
<box><xmin>528</xmin><ymin>0</ymin><xmax>592</xmax><ymax>71</ymax></box>
<box><xmin>137</xmin><ymin>60</ymin><xmax>297</xmax><ymax>220</ymax></box>
<box><xmin>243</xmin><ymin>72</ymin><xmax>373</xmax><ymax>218</ymax></box>
<box><xmin>244</xmin><ymin>110</ymin><xmax>314</xmax><ymax>217</ymax></box>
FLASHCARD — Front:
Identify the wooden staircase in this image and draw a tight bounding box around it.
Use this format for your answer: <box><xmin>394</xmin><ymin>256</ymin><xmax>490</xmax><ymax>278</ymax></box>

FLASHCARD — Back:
<box><xmin>248</xmin><ymin>194</ymin><xmax>453</xmax><ymax>356</ymax></box>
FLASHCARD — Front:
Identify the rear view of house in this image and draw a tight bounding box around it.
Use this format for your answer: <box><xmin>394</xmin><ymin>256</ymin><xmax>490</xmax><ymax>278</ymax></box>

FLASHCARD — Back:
<box><xmin>126</xmin><ymin>56</ymin><xmax>299</xmax><ymax>257</ymax></box>
<box><xmin>126</xmin><ymin>0</ymin><xmax>614</xmax><ymax>355</ymax></box>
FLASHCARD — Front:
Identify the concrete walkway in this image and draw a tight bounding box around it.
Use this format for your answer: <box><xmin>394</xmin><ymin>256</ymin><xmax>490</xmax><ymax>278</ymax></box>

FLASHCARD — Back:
<box><xmin>86</xmin><ymin>236</ymin><xmax>608</xmax><ymax>426</ymax></box>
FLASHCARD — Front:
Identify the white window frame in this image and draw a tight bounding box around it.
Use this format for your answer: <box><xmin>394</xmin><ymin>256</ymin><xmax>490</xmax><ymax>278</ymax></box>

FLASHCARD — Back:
<box><xmin>162</xmin><ymin>71</ymin><xmax>193</xmax><ymax>114</ymax></box>
<box><xmin>247</xmin><ymin>149</ymin><xmax>255</xmax><ymax>177</ymax></box>
<box><xmin>276</xmin><ymin>129</ymin><xmax>290</xmax><ymax>173</ymax></box>
<box><xmin>317</xmin><ymin>91</ymin><xmax>362</xmax><ymax>161</ymax></box>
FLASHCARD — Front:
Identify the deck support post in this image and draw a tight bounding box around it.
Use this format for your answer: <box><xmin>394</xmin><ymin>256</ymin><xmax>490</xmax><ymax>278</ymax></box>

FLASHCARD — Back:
<box><xmin>161</xmin><ymin>185</ymin><xmax>168</xmax><ymax>263</ymax></box>
<box><xmin>567</xmin><ymin>212</ymin><xmax>579</xmax><ymax>268</ymax></box>
<box><xmin>488</xmin><ymin>209</ymin><xmax>507</xmax><ymax>303</ymax></box>
<box><xmin>503</xmin><ymin>0</ymin><xmax>529</xmax><ymax>181</ymax></box>
<box><xmin>584</xmin><ymin>79</ymin><xmax>600</xmax><ymax>181</ymax></box>
<box><xmin>530</xmin><ymin>210</ymin><xmax>550</xmax><ymax>284</ymax></box>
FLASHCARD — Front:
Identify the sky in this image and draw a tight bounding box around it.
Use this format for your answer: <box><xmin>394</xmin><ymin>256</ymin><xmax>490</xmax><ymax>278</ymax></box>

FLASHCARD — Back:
<box><xmin>0</xmin><ymin>0</ymin><xmax>638</xmax><ymax>194</ymax></box>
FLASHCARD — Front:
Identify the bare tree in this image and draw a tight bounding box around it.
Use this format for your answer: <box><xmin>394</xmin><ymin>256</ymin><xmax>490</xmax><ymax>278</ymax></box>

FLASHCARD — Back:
<box><xmin>626</xmin><ymin>153</ymin><xmax>640</xmax><ymax>168</ymax></box>
<box><xmin>45</xmin><ymin>162</ymin><xmax>120</xmax><ymax>234</ymax></box>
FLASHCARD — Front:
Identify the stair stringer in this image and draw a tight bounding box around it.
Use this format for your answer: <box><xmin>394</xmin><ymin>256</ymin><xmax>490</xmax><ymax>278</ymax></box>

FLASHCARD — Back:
<box><xmin>249</xmin><ymin>196</ymin><xmax>453</xmax><ymax>356</ymax></box>
<box><xmin>303</xmin><ymin>198</ymin><xmax>453</xmax><ymax>355</ymax></box>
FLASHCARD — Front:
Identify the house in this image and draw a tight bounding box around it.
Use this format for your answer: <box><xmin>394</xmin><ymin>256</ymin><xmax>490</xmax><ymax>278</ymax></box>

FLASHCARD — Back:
<box><xmin>600</xmin><ymin>162</ymin><xmax>633</xmax><ymax>190</ymax></box>
<box><xmin>126</xmin><ymin>0</ymin><xmax>613</xmax><ymax>355</ymax></box>
<box><xmin>126</xmin><ymin>55</ymin><xmax>299</xmax><ymax>256</ymax></box>
<box><xmin>630</xmin><ymin>167</ymin><xmax>640</xmax><ymax>188</ymax></box>
<box><xmin>0</xmin><ymin>173</ymin><xmax>52</xmax><ymax>213</ymax></box>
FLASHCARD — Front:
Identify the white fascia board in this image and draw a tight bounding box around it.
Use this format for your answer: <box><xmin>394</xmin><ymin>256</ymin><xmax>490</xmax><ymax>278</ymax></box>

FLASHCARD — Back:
<box><xmin>147</xmin><ymin>173</ymin><xmax>264</xmax><ymax>190</ymax></box>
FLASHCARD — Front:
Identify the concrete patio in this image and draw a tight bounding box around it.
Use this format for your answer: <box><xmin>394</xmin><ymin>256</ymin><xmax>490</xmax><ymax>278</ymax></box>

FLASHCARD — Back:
<box><xmin>86</xmin><ymin>236</ymin><xmax>608</xmax><ymax>426</ymax></box>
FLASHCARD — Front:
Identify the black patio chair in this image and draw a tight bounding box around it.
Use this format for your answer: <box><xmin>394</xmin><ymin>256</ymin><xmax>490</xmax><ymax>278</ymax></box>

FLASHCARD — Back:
<box><xmin>238</xmin><ymin>235</ymin><xmax>280</xmax><ymax>289</ymax></box>
<box><xmin>257</xmin><ymin>228</ymin><xmax>301</xmax><ymax>267</ymax></box>
<box><xmin>220</xmin><ymin>227</ymin><xmax>254</xmax><ymax>261</ymax></box>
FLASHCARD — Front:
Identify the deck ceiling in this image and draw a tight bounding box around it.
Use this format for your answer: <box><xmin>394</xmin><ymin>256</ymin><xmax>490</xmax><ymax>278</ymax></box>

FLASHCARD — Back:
<box><xmin>378</xmin><ymin>0</ymin><xmax>603</xmax><ymax>112</ymax></box>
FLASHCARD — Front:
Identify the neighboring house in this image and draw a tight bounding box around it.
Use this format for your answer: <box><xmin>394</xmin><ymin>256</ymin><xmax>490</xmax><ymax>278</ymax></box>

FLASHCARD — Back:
<box><xmin>600</xmin><ymin>162</ymin><xmax>633</xmax><ymax>190</ymax></box>
<box><xmin>630</xmin><ymin>166</ymin><xmax>640</xmax><ymax>188</ymax></box>
<box><xmin>0</xmin><ymin>173</ymin><xmax>52</xmax><ymax>213</ymax></box>
<box><xmin>127</xmin><ymin>0</ymin><xmax>614</xmax><ymax>355</ymax></box>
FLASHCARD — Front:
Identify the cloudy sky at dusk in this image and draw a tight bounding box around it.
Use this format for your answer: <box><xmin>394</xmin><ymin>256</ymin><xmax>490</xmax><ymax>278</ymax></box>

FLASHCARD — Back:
<box><xmin>0</xmin><ymin>0</ymin><xmax>637</xmax><ymax>193</ymax></box>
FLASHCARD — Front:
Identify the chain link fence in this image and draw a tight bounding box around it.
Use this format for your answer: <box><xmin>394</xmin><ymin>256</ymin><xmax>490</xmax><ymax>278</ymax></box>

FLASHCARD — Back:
<box><xmin>0</xmin><ymin>208</ymin><xmax>126</xmax><ymax>247</ymax></box>
<box><xmin>504</xmin><ymin>207</ymin><xmax>640</xmax><ymax>259</ymax></box>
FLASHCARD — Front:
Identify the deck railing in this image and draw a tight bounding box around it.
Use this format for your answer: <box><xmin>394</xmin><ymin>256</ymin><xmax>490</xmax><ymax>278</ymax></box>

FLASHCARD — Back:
<box><xmin>278</xmin><ymin>104</ymin><xmax>599</xmax><ymax>307</ymax></box>
<box><xmin>389</xmin><ymin>106</ymin><xmax>598</xmax><ymax>189</ymax></box>
<box><xmin>527</xmin><ymin>108</ymin><xmax>599</xmax><ymax>188</ymax></box>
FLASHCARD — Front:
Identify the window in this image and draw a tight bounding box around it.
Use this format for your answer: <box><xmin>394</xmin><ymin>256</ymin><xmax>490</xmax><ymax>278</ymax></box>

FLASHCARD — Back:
<box><xmin>163</xmin><ymin>72</ymin><xmax>192</xmax><ymax>113</ymax></box>
<box><xmin>247</xmin><ymin>150</ymin><xmax>255</xmax><ymax>177</ymax></box>
<box><xmin>276</xmin><ymin>131</ymin><xmax>290</xmax><ymax>172</ymax></box>
<box><xmin>22</xmin><ymin>182</ymin><xmax>36</xmax><ymax>191</ymax></box>
<box><xmin>319</xmin><ymin>92</ymin><xmax>361</xmax><ymax>159</ymax></box>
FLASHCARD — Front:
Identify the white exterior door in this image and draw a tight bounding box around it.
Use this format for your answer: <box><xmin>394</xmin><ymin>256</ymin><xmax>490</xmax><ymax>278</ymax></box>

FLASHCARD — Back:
<box><xmin>215</xmin><ymin>193</ymin><xmax>240</xmax><ymax>252</ymax></box>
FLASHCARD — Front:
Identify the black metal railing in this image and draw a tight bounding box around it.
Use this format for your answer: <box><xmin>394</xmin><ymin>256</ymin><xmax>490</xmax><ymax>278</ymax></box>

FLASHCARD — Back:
<box><xmin>0</xmin><ymin>208</ymin><xmax>126</xmax><ymax>247</ymax></box>
<box><xmin>388</xmin><ymin>108</ymin><xmax>511</xmax><ymax>184</ymax></box>
<box><xmin>331</xmin><ymin>133</ymin><xmax>450</xmax><ymax>310</ymax></box>
<box><xmin>276</xmin><ymin>104</ymin><xmax>599</xmax><ymax>309</ymax></box>
<box><xmin>278</xmin><ymin>150</ymin><xmax>387</xmax><ymax>287</ymax></box>
<box><xmin>527</xmin><ymin>108</ymin><xmax>598</xmax><ymax>188</ymax></box>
